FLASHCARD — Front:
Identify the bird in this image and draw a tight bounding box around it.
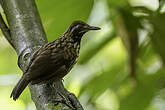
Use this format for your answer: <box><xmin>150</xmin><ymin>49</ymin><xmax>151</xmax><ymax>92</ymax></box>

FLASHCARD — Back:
<box><xmin>10</xmin><ymin>20</ymin><xmax>101</xmax><ymax>100</ymax></box>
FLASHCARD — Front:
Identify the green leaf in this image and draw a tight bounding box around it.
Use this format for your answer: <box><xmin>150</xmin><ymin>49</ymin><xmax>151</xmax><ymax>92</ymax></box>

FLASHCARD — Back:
<box><xmin>133</xmin><ymin>6</ymin><xmax>153</xmax><ymax>15</ymax></box>
<box><xmin>149</xmin><ymin>13</ymin><xmax>165</xmax><ymax>63</ymax></box>
<box><xmin>119</xmin><ymin>84</ymin><xmax>155</xmax><ymax>110</ymax></box>
<box><xmin>79</xmin><ymin>59</ymin><xmax>126</xmax><ymax>101</ymax></box>
<box><xmin>107</xmin><ymin>0</ymin><xmax>128</xmax><ymax>9</ymax></box>
<box><xmin>119</xmin><ymin>67</ymin><xmax>165</xmax><ymax>110</ymax></box>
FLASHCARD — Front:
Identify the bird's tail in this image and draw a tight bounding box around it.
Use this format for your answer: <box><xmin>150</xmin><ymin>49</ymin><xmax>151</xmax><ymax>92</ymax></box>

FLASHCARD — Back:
<box><xmin>10</xmin><ymin>75</ymin><xmax>30</xmax><ymax>100</ymax></box>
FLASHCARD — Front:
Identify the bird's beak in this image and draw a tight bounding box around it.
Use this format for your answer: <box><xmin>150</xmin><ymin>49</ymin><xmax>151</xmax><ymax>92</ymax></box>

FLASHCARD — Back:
<box><xmin>88</xmin><ymin>26</ymin><xmax>101</xmax><ymax>30</ymax></box>
<box><xmin>80</xmin><ymin>25</ymin><xmax>101</xmax><ymax>33</ymax></box>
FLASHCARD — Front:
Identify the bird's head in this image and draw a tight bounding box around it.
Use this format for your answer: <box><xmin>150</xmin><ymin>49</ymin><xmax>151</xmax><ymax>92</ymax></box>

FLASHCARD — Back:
<box><xmin>66</xmin><ymin>20</ymin><xmax>101</xmax><ymax>41</ymax></box>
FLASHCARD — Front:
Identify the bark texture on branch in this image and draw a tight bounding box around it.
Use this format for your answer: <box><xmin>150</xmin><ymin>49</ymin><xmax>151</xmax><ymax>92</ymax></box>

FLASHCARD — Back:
<box><xmin>0</xmin><ymin>0</ymin><xmax>83</xmax><ymax>110</ymax></box>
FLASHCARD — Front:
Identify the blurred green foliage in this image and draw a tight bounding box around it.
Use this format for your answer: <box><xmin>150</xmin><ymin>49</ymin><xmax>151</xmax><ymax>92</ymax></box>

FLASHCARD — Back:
<box><xmin>36</xmin><ymin>0</ymin><xmax>94</xmax><ymax>41</ymax></box>
<box><xmin>1</xmin><ymin>0</ymin><xmax>165</xmax><ymax>110</ymax></box>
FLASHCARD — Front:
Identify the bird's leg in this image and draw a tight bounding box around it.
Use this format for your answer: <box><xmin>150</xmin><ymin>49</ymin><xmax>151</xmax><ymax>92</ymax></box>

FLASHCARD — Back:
<box><xmin>56</xmin><ymin>90</ymin><xmax>75</xmax><ymax>109</ymax></box>
<box><xmin>67</xmin><ymin>92</ymin><xmax>84</xmax><ymax>110</ymax></box>
<box><xmin>46</xmin><ymin>82</ymin><xmax>54</xmax><ymax>90</ymax></box>
<box><xmin>56</xmin><ymin>89</ymin><xmax>84</xmax><ymax>110</ymax></box>
<box><xmin>52</xmin><ymin>78</ymin><xmax>64</xmax><ymax>87</ymax></box>
<box><xmin>47</xmin><ymin>80</ymin><xmax>83</xmax><ymax>109</ymax></box>
<box><xmin>50</xmin><ymin>80</ymin><xmax>75</xmax><ymax>109</ymax></box>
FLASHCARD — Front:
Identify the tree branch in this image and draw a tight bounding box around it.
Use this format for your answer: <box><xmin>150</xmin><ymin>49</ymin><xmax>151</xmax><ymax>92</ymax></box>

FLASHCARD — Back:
<box><xmin>0</xmin><ymin>0</ymin><xmax>83</xmax><ymax>110</ymax></box>
<box><xmin>0</xmin><ymin>13</ymin><xmax>14</xmax><ymax>47</ymax></box>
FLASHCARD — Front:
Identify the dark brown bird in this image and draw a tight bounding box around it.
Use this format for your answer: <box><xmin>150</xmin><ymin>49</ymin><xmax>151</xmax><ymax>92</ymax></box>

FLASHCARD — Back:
<box><xmin>10</xmin><ymin>20</ymin><xmax>100</xmax><ymax>100</ymax></box>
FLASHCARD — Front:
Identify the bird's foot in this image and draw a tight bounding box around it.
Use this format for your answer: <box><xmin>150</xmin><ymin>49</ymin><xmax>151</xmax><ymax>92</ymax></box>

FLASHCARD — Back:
<box><xmin>50</xmin><ymin>80</ymin><xmax>83</xmax><ymax>109</ymax></box>
<box><xmin>57</xmin><ymin>90</ymin><xmax>75</xmax><ymax>109</ymax></box>
<box><xmin>66</xmin><ymin>92</ymin><xmax>84</xmax><ymax>110</ymax></box>
<box><xmin>52</xmin><ymin>90</ymin><xmax>75</xmax><ymax>110</ymax></box>
<box><xmin>56</xmin><ymin>91</ymin><xmax>84</xmax><ymax>110</ymax></box>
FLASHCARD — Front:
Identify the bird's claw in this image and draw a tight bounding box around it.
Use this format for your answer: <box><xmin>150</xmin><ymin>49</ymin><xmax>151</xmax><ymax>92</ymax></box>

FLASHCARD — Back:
<box><xmin>57</xmin><ymin>91</ymin><xmax>75</xmax><ymax>109</ymax></box>
<box><xmin>51</xmin><ymin>90</ymin><xmax>75</xmax><ymax>109</ymax></box>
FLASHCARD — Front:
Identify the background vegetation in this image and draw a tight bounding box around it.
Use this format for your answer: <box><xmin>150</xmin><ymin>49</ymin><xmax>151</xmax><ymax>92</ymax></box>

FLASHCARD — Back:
<box><xmin>0</xmin><ymin>0</ymin><xmax>165</xmax><ymax>110</ymax></box>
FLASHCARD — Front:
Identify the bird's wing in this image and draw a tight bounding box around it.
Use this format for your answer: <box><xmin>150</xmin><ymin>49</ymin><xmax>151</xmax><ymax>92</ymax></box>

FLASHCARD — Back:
<box><xmin>24</xmin><ymin>42</ymin><xmax>66</xmax><ymax>81</ymax></box>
